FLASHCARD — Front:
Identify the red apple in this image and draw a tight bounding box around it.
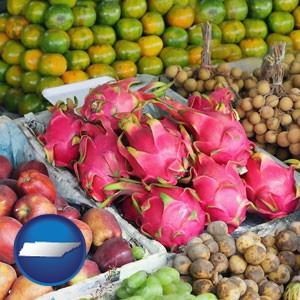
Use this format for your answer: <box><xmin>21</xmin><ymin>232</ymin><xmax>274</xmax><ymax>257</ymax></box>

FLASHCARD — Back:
<box><xmin>81</xmin><ymin>208</ymin><xmax>122</xmax><ymax>248</ymax></box>
<box><xmin>16</xmin><ymin>169</ymin><xmax>57</xmax><ymax>203</ymax></box>
<box><xmin>92</xmin><ymin>237</ymin><xmax>134</xmax><ymax>272</ymax></box>
<box><xmin>67</xmin><ymin>259</ymin><xmax>101</xmax><ymax>285</ymax></box>
<box><xmin>13</xmin><ymin>194</ymin><xmax>57</xmax><ymax>224</ymax></box>
<box><xmin>0</xmin><ymin>262</ymin><xmax>17</xmax><ymax>299</ymax></box>
<box><xmin>0</xmin><ymin>155</ymin><xmax>13</xmax><ymax>180</ymax></box>
<box><xmin>72</xmin><ymin>219</ymin><xmax>93</xmax><ymax>254</ymax></box>
<box><xmin>0</xmin><ymin>179</ymin><xmax>18</xmax><ymax>194</ymax></box>
<box><xmin>0</xmin><ymin>184</ymin><xmax>18</xmax><ymax>217</ymax></box>
<box><xmin>5</xmin><ymin>275</ymin><xmax>53</xmax><ymax>300</ymax></box>
<box><xmin>57</xmin><ymin>205</ymin><xmax>81</xmax><ymax>219</ymax></box>
<box><xmin>0</xmin><ymin>216</ymin><xmax>22</xmax><ymax>264</ymax></box>
<box><xmin>53</xmin><ymin>196</ymin><xmax>69</xmax><ymax>208</ymax></box>
<box><xmin>12</xmin><ymin>159</ymin><xmax>49</xmax><ymax>179</ymax></box>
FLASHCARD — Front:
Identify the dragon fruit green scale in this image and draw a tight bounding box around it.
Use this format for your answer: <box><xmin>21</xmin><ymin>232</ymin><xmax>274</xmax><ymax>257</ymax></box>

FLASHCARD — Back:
<box><xmin>242</xmin><ymin>151</ymin><xmax>300</xmax><ymax>220</ymax></box>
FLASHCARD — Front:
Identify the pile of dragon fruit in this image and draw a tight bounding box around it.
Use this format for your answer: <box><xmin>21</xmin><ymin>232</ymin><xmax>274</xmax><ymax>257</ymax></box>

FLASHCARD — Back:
<box><xmin>38</xmin><ymin>77</ymin><xmax>300</xmax><ymax>251</ymax></box>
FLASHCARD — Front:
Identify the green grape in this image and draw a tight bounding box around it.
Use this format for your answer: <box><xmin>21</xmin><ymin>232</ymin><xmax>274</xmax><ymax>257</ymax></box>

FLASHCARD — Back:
<box><xmin>146</xmin><ymin>274</ymin><xmax>162</xmax><ymax>286</ymax></box>
<box><xmin>162</xmin><ymin>282</ymin><xmax>178</xmax><ymax>295</ymax></box>
<box><xmin>115</xmin><ymin>286</ymin><xmax>131</xmax><ymax>299</ymax></box>
<box><xmin>123</xmin><ymin>296</ymin><xmax>145</xmax><ymax>300</ymax></box>
<box><xmin>127</xmin><ymin>270</ymin><xmax>148</xmax><ymax>290</ymax></box>
<box><xmin>134</xmin><ymin>280</ymin><xmax>163</xmax><ymax>299</ymax></box>
<box><xmin>156</xmin><ymin>295</ymin><xmax>188</xmax><ymax>300</ymax></box>
<box><xmin>195</xmin><ymin>293</ymin><xmax>218</xmax><ymax>300</ymax></box>
<box><xmin>131</xmin><ymin>246</ymin><xmax>145</xmax><ymax>260</ymax></box>
<box><xmin>176</xmin><ymin>280</ymin><xmax>193</xmax><ymax>295</ymax></box>
<box><xmin>152</xmin><ymin>267</ymin><xmax>180</xmax><ymax>286</ymax></box>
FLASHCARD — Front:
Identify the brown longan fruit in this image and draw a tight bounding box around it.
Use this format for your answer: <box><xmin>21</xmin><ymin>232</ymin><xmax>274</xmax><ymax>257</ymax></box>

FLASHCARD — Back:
<box><xmin>288</xmin><ymin>88</ymin><xmax>300</xmax><ymax>101</ymax></box>
<box><xmin>242</xmin><ymin>119</ymin><xmax>254</xmax><ymax>133</ymax></box>
<box><xmin>287</xmin><ymin>127</ymin><xmax>300</xmax><ymax>144</ymax></box>
<box><xmin>248</xmin><ymin>111</ymin><xmax>261</xmax><ymax>124</ymax></box>
<box><xmin>165</xmin><ymin>65</ymin><xmax>181</xmax><ymax>78</ymax></box>
<box><xmin>239</xmin><ymin>97</ymin><xmax>253</xmax><ymax>112</ymax></box>
<box><xmin>260</xmin><ymin>106</ymin><xmax>274</xmax><ymax>119</ymax></box>
<box><xmin>198</xmin><ymin>67</ymin><xmax>211</xmax><ymax>81</ymax></box>
<box><xmin>244</xmin><ymin>78</ymin><xmax>257</xmax><ymax>90</ymax></box>
<box><xmin>265</xmin><ymin>94</ymin><xmax>279</xmax><ymax>107</ymax></box>
<box><xmin>266</xmin><ymin>117</ymin><xmax>280</xmax><ymax>130</ymax></box>
<box><xmin>279</xmin><ymin>96</ymin><xmax>294</xmax><ymax>111</ymax></box>
<box><xmin>257</xmin><ymin>80</ymin><xmax>271</xmax><ymax>95</ymax></box>
<box><xmin>196</xmin><ymin>80</ymin><xmax>204</xmax><ymax>92</ymax></box>
<box><xmin>294</xmin><ymin>99</ymin><xmax>300</xmax><ymax>109</ymax></box>
<box><xmin>230</xmin><ymin>67</ymin><xmax>243</xmax><ymax>79</ymax></box>
<box><xmin>248</xmin><ymin>87</ymin><xmax>258</xmax><ymax>98</ymax></box>
<box><xmin>216</xmin><ymin>62</ymin><xmax>230</xmax><ymax>75</ymax></box>
<box><xmin>175</xmin><ymin>70</ymin><xmax>189</xmax><ymax>85</ymax></box>
<box><xmin>264</xmin><ymin>130</ymin><xmax>277</xmax><ymax>144</ymax></box>
<box><xmin>297</xmin><ymin>115</ymin><xmax>300</xmax><ymax>126</ymax></box>
<box><xmin>283</xmin><ymin>80</ymin><xmax>293</xmax><ymax>91</ymax></box>
<box><xmin>289</xmin><ymin>142</ymin><xmax>300</xmax><ymax>156</ymax></box>
<box><xmin>290</xmin><ymin>60</ymin><xmax>300</xmax><ymax>74</ymax></box>
<box><xmin>236</xmin><ymin>106</ymin><xmax>246</xmax><ymax>119</ymax></box>
<box><xmin>176</xmin><ymin>87</ymin><xmax>189</xmax><ymax>98</ymax></box>
<box><xmin>183</xmin><ymin>78</ymin><xmax>197</xmax><ymax>92</ymax></box>
<box><xmin>253</xmin><ymin>67</ymin><xmax>261</xmax><ymax>78</ymax></box>
<box><xmin>292</xmin><ymin>74</ymin><xmax>300</xmax><ymax>88</ymax></box>
<box><xmin>277</xmin><ymin>131</ymin><xmax>290</xmax><ymax>147</ymax></box>
<box><xmin>254</xmin><ymin>122</ymin><xmax>267</xmax><ymax>135</ymax></box>
<box><xmin>284</xmin><ymin>52</ymin><xmax>295</xmax><ymax>64</ymax></box>
<box><xmin>236</xmin><ymin>79</ymin><xmax>244</xmax><ymax>89</ymax></box>
<box><xmin>292</xmin><ymin>109</ymin><xmax>300</xmax><ymax>121</ymax></box>
<box><xmin>241</xmin><ymin>71</ymin><xmax>251</xmax><ymax>80</ymax></box>
<box><xmin>204</xmin><ymin>79</ymin><xmax>216</xmax><ymax>91</ymax></box>
<box><xmin>231</xmin><ymin>83</ymin><xmax>239</xmax><ymax>94</ymax></box>
<box><xmin>280</xmin><ymin>113</ymin><xmax>293</xmax><ymax>127</ymax></box>
<box><xmin>252</xmin><ymin>95</ymin><xmax>265</xmax><ymax>109</ymax></box>
<box><xmin>255</xmin><ymin>134</ymin><xmax>265</xmax><ymax>144</ymax></box>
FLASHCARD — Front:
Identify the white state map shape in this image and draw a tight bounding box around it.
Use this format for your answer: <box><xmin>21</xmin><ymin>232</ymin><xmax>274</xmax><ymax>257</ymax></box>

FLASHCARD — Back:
<box><xmin>18</xmin><ymin>242</ymin><xmax>81</xmax><ymax>257</ymax></box>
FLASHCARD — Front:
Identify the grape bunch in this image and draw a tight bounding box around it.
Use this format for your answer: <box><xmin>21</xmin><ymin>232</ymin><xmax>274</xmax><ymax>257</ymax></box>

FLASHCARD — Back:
<box><xmin>115</xmin><ymin>267</ymin><xmax>217</xmax><ymax>300</ymax></box>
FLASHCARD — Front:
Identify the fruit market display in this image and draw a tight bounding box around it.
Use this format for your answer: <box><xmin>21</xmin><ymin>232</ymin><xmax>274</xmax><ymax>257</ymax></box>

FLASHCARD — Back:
<box><xmin>2</xmin><ymin>0</ymin><xmax>300</xmax><ymax>115</ymax></box>
<box><xmin>0</xmin><ymin>154</ymin><xmax>147</xmax><ymax>299</ymax></box>
<box><xmin>36</xmin><ymin>77</ymin><xmax>300</xmax><ymax>254</ymax></box>
<box><xmin>110</xmin><ymin>220</ymin><xmax>300</xmax><ymax>300</ymax></box>
<box><xmin>163</xmin><ymin>45</ymin><xmax>300</xmax><ymax>161</ymax></box>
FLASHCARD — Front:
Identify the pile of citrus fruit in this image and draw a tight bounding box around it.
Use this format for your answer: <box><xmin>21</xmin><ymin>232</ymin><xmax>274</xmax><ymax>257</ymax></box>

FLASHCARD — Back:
<box><xmin>1</xmin><ymin>0</ymin><xmax>300</xmax><ymax>115</ymax></box>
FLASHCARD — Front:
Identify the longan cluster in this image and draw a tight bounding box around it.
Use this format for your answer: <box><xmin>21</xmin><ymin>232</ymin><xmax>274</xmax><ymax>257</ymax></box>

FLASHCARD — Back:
<box><xmin>172</xmin><ymin>221</ymin><xmax>300</xmax><ymax>300</ymax></box>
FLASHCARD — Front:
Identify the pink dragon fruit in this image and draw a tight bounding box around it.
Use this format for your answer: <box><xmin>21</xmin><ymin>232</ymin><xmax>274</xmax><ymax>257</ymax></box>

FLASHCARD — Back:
<box><xmin>73</xmin><ymin>117</ymin><xmax>129</xmax><ymax>204</ymax></box>
<box><xmin>188</xmin><ymin>88</ymin><xmax>234</xmax><ymax>114</ymax></box>
<box><xmin>152</xmin><ymin>93</ymin><xmax>255</xmax><ymax>167</ymax></box>
<box><xmin>242</xmin><ymin>151</ymin><xmax>300</xmax><ymax>220</ymax></box>
<box><xmin>138</xmin><ymin>184</ymin><xmax>206</xmax><ymax>251</ymax></box>
<box><xmin>117</xmin><ymin>114</ymin><xmax>193</xmax><ymax>185</ymax></box>
<box><xmin>192</xmin><ymin>153</ymin><xmax>251</xmax><ymax>233</ymax></box>
<box><xmin>77</xmin><ymin>77</ymin><xmax>169</xmax><ymax>130</ymax></box>
<box><xmin>38</xmin><ymin>98</ymin><xmax>84</xmax><ymax>169</ymax></box>
<box><xmin>105</xmin><ymin>180</ymin><xmax>206</xmax><ymax>251</ymax></box>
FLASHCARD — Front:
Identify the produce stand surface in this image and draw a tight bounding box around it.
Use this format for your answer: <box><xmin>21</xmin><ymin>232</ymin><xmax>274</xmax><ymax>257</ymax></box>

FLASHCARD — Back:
<box><xmin>2</xmin><ymin>73</ymin><xmax>299</xmax><ymax>299</ymax></box>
